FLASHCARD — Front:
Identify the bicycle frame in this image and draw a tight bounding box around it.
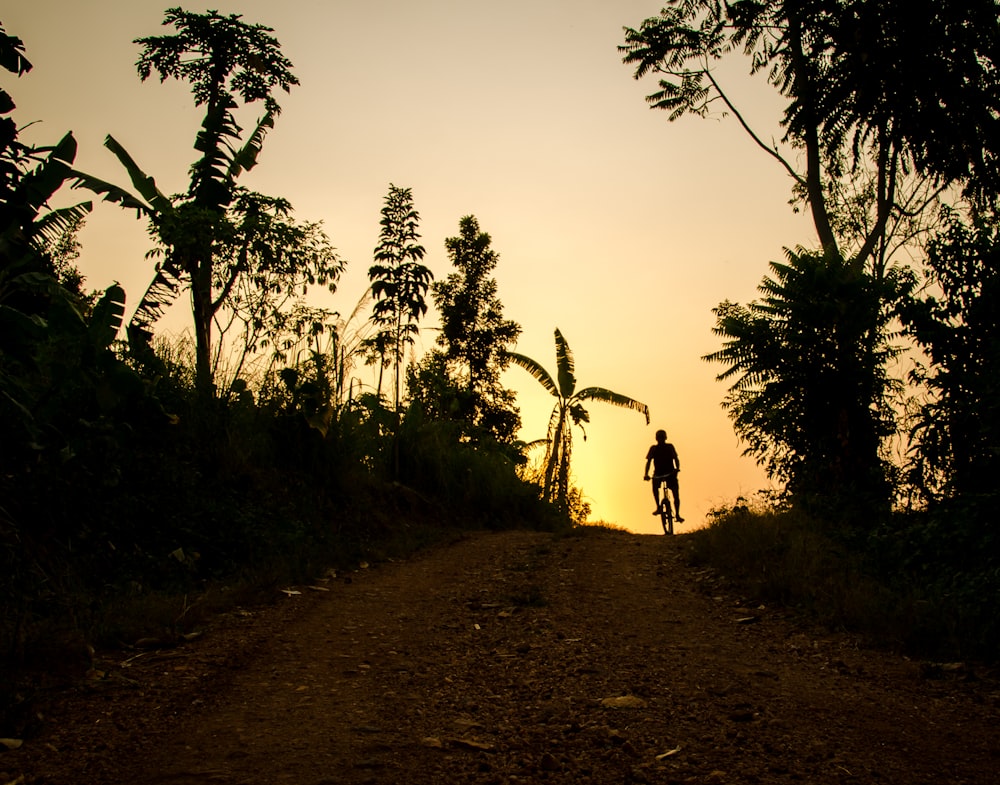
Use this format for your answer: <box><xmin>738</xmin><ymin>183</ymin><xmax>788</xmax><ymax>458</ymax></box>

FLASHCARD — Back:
<box><xmin>653</xmin><ymin>474</ymin><xmax>674</xmax><ymax>535</ymax></box>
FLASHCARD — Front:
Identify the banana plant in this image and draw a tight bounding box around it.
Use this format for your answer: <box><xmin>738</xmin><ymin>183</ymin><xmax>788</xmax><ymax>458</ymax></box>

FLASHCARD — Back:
<box><xmin>508</xmin><ymin>328</ymin><xmax>650</xmax><ymax>512</ymax></box>
<box><xmin>1</xmin><ymin>24</ymin><xmax>93</xmax><ymax>266</ymax></box>
<box><xmin>73</xmin><ymin>107</ymin><xmax>277</xmax><ymax>325</ymax></box>
<box><xmin>87</xmin><ymin>282</ymin><xmax>126</xmax><ymax>350</ymax></box>
<box><xmin>70</xmin><ymin>8</ymin><xmax>298</xmax><ymax>396</ymax></box>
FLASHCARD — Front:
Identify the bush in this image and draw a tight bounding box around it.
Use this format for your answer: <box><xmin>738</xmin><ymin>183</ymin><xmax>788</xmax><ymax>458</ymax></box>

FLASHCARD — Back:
<box><xmin>687</xmin><ymin>500</ymin><xmax>995</xmax><ymax>659</ymax></box>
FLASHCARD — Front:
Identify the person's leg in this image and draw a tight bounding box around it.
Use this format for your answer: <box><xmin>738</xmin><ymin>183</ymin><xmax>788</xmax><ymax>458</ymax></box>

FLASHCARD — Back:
<box><xmin>651</xmin><ymin>479</ymin><xmax>661</xmax><ymax>514</ymax></box>
<box><xmin>670</xmin><ymin>479</ymin><xmax>683</xmax><ymax>521</ymax></box>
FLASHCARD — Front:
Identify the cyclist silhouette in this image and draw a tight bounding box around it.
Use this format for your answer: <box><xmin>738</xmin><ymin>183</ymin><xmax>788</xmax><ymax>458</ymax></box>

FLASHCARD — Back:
<box><xmin>643</xmin><ymin>429</ymin><xmax>683</xmax><ymax>522</ymax></box>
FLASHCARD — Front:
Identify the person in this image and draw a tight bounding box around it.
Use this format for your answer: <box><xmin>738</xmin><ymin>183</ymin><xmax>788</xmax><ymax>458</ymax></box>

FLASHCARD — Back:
<box><xmin>643</xmin><ymin>429</ymin><xmax>683</xmax><ymax>523</ymax></box>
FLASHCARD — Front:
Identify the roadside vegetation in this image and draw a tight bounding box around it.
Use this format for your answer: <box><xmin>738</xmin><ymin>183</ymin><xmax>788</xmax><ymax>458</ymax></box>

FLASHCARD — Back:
<box><xmin>623</xmin><ymin>0</ymin><xmax>1000</xmax><ymax>660</ymax></box>
<box><xmin>686</xmin><ymin>500</ymin><xmax>995</xmax><ymax>660</ymax></box>
<box><xmin>0</xmin><ymin>12</ymin><xmax>573</xmax><ymax>694</ymax></box>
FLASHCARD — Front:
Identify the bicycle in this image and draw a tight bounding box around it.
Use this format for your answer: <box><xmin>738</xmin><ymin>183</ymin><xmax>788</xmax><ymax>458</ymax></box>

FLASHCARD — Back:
<box><xmin>650</xmin><ymin>473</ymin><xmax>676</xmax><ymax>535</ymax></box>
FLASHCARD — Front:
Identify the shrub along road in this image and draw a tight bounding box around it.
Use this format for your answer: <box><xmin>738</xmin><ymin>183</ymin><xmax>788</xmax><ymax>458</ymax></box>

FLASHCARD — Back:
<box><xmin>6</xmin><ymin>528</ymin><xmax>999</xmax><ymax>784</ymax></box>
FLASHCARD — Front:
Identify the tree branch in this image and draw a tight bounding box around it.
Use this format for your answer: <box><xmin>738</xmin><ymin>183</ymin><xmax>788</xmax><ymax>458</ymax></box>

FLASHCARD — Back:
<box><xmin>704</xmin><ymin>66</ymin><xmax>805</xmax><ymax>189</ymax></box>
<box><xmin>854</xmin><ymin>128</ymin><xmax>898</xmax><ymax>276</ymax></box>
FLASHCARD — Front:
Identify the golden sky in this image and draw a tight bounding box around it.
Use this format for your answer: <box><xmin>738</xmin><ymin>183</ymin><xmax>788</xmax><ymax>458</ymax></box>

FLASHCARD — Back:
<box><xmin>9</xmin><ymin>0</ymin><xmax>815</xmax><ymax>533</ymax></box>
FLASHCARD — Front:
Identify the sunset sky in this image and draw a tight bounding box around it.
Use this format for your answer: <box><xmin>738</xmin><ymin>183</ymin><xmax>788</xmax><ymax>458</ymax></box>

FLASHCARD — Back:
<box><xmin>8</xmin><ymin>1</ymin><xmax>816</xmax><ymax>533</ymax></box>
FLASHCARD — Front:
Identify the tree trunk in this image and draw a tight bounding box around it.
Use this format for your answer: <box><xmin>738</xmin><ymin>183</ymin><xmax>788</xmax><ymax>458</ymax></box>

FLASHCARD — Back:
<box><xmin>191</xmin><ymin>258</ymin><xmax>215</xmax><ymax>397</ymax></box>
<box><xmin>544</xmin><ymin>409</ymin><xmax>566</xmax><ymax>504</ymax></box>
<box><xmin>787</xmin><ymin>14</ymin><xmax>839</xmax><ymax>258</ymax></box>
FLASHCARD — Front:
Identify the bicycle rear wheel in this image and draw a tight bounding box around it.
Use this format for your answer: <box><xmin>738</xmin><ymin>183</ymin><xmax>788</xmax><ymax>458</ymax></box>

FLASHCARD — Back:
<box><xmin>658</xmin><ymin>481</ymin><xmax>674</xmax><ymax>535</ymax></box>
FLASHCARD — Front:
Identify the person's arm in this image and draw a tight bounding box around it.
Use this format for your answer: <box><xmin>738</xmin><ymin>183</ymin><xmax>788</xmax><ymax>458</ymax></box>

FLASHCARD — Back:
<box><xmin>643</xmin><ymin>448</ymin><xmax>653</xmax><ymax>479</ymax></box>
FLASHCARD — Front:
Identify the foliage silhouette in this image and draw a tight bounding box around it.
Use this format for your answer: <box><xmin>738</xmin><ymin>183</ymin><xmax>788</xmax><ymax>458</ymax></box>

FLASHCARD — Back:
<box><xmin>704</xmin><ymin>249</ymin><xmax>914</xmax><ymax>526</ymax></box>
<box><xmin>622</xmin><ymin>1</ymin><xmax>999</xmax><ymax>524</ymax></box>
<box><xmin>508</xmin><ymin>329</ymin><xmax>649</xmax><ymax>514</ymax></box>
<box><xmin>74</xmin><ymin>8</ymin><xmax>342</xmax><ymax>396</ymax></box>
<box><xmin>4</xmin><ymin>6</ymin><xmax>1000</xmax><ymax>686</ymax></box>
<box><xmin>365</xmin><ymin>184</ymin><xmax>432</xmax><ymax>413</ymax></box>
<box><xmin>901</xmin><ymin>205</ymin><xmax>1000</xmax><ymax>503</ymax></box>
<box><xmin>621</xmin><ymin>1</ymin><xmax>1000</xmax><ymax>267</ymax></box>
<box><xmin>0</xmin><ymin>23</ymin><xmax>172</xmax><ymax>665</ymax></box>
<box><xmin>409</xmin><ymin>215</ymin><xmax>521</xmax><ymax>445</ymax></box>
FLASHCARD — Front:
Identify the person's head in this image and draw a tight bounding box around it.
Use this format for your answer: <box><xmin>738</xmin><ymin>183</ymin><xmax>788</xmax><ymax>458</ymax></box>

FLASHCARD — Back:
<box><xmin>655</xmin><ymin>429</ymin><xmax>667</xmax><ymax>443</ymax></box>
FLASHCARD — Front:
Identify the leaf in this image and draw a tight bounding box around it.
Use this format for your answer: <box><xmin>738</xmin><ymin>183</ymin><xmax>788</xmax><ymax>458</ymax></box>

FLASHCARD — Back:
<box><xmin>554</xmin><ymin>328</ymin><xmax>576</xmax><ymax>398</ymax></box>
<box><xmin>70</xmin><ymin>170</ymin><xmax>153</xmax><ymax>217</ymax></box>
<box><xmin>101</xmin><ymin>135</ymin><xmax>173</xmax><ymax>214</ymax></box>
<box><xmin>506</xmin><ymin>351</ymin><xmax>559</xmax><ymax>397</ymax></box>
<box><xmin>306</xmin><ymin>408</ymin><xmax>332</xmax><ymax>437</ymax></box>
<box><xmin>228</xmin><ymin>110</ymin><xmax>275</xmax><ymax>179</ymax></box>
<box><xmin>446</xmin><ymin>737</ymin><xmax>496</xmax><ymax>752</ymax></box>
<box><xmin>48</xmin><ymin>131</ymin><xmax>78</xmax><ymax>164</ymax></box>
<box><xmin>576</xmin><ymin>387</ymin><xmax>650</xmax><ymax>424</ymax></box>
<box><xmin>14</xmin><ymin>133</ymin><xmax>77</xmax><ymax>214</ymax></box>
<box><xmin>130</xmin><ymin>264</ymin><xmax>186</xmax><ymax>330</ymax></box>
<box><xmin>0</xmin><ymin>24</ymin><xmax>32</xmax><ymax>75</ymax></box>
<box><xmin>88</xmin><ymin>283</ymin><xmax>126</xmax><ymax>348</ymax></box>
<box><xmin>32</xmin><ymin>202</ymin><xmax>92</xmax><ymax>247</ymax></box>
<box><xmin>600</xmin><ymin>695</ymin><xmax>648</xmax><ymax>709</ymax></box>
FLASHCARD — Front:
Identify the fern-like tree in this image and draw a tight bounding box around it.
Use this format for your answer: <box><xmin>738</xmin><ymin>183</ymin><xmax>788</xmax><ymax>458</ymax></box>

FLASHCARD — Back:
<box><xmin>705</xmin><ymin>249</ymin><xmax>914</xmax><ymax>524</ymax></box>
<box><xmin>409</xmin><ymin>215</ymin><xmax>521</xmax><ymax>444</ymax></box>
<box><xmin>365</xmin><ymin>184</ymin><xmax>432</xmax><ymax>412</ymax></box>
<box><xmin>508</xmin><ymin>329</ymin><xmax>650</xmax><ymax>512</ymax></box>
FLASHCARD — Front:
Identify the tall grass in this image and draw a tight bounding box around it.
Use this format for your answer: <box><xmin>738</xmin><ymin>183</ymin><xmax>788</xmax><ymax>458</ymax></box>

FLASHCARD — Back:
<box><xmin>687</xmin><ymin>500</ymin><xmax>985</xmax><ymax>659</ymax></box>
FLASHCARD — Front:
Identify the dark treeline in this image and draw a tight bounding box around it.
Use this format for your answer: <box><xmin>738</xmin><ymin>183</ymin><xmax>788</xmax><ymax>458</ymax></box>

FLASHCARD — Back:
<box><xmin>624</xmin><ymin>0</ymin><xmax>1000</xmax><ymax>657</ymax></box>
<box><xmin>0</xmin><ymin>9</ymin><xmax>572</xmax><ymax>691</ymax></box>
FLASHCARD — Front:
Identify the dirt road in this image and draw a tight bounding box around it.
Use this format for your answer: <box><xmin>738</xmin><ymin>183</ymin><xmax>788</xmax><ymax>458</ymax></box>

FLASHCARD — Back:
<box><xmin>5</xmin><ymin>528</ymin><xmax>999</xmax><ymax>784</ymax></box>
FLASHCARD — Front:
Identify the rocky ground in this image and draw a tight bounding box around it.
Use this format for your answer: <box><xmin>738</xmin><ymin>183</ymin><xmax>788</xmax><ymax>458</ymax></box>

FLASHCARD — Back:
<box><xmin>3</xmin><ymin>527</ymin><xmax>999</xmax><ymax>784</ymax></box>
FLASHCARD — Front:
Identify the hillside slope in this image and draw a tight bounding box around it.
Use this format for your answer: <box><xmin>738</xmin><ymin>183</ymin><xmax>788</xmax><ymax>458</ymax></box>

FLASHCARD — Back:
<box><xmin>6</xmin><ymin>528</ymin><xmax>999</xmax><ymax>784</ymax></box>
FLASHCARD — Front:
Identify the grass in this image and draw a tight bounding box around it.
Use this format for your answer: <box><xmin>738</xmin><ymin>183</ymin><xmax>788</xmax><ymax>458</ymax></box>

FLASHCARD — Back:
<box><xmin>685</xmin><ymin>501</ymin><xmax>979</xmax><ymax>659</ymax></box>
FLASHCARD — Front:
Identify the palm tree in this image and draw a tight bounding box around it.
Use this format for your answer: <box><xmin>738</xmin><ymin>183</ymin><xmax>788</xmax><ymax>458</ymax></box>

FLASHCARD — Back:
<box><xmin>508</xmin><ymin>328</ymin><xmax>650</xmax><ymax>512</ymax></box>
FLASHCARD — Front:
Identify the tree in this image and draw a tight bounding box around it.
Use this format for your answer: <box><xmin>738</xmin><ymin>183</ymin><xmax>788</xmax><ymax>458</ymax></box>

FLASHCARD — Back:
<box><xmin>508</xmin><ymin>329</ymin><xmax>650</xmax><ymax>512</ymax></box>
<box><xmin>620</xmin><ymin>1</ymin><xmax>1000</xmax><ymax>272</ymax></box>
<box><xmin>900</xmin><ymin>205</ymin><xmax>1000</xmax><ymax>503</ymax></box>
<box><xmin>76</xmin><ymin>7</ymin><xmax>324</xmax><ymax>396</ymax></box>
<box><xmin>621</xmin><ymin>2</ymin><xmax>999</xmax><ymax>518</ymax></box>
<box><xmin>151</xmin><ymin>190</ymin><xmax>343</xmax><ymax>396</ymax></box>
<box><xmin>704</xmin><ymin>249</ymin><xmax>914</xmax><ymax>521</ymax></box>
<box><xmin>365</xmin><ymin>184</ymin><xmax>432</xmax><ymax>412</ymax></box>
<box><xmin>410</xmin><ymin>215</ymin><xmax>521</xmax><ymax>443</ymax></box>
